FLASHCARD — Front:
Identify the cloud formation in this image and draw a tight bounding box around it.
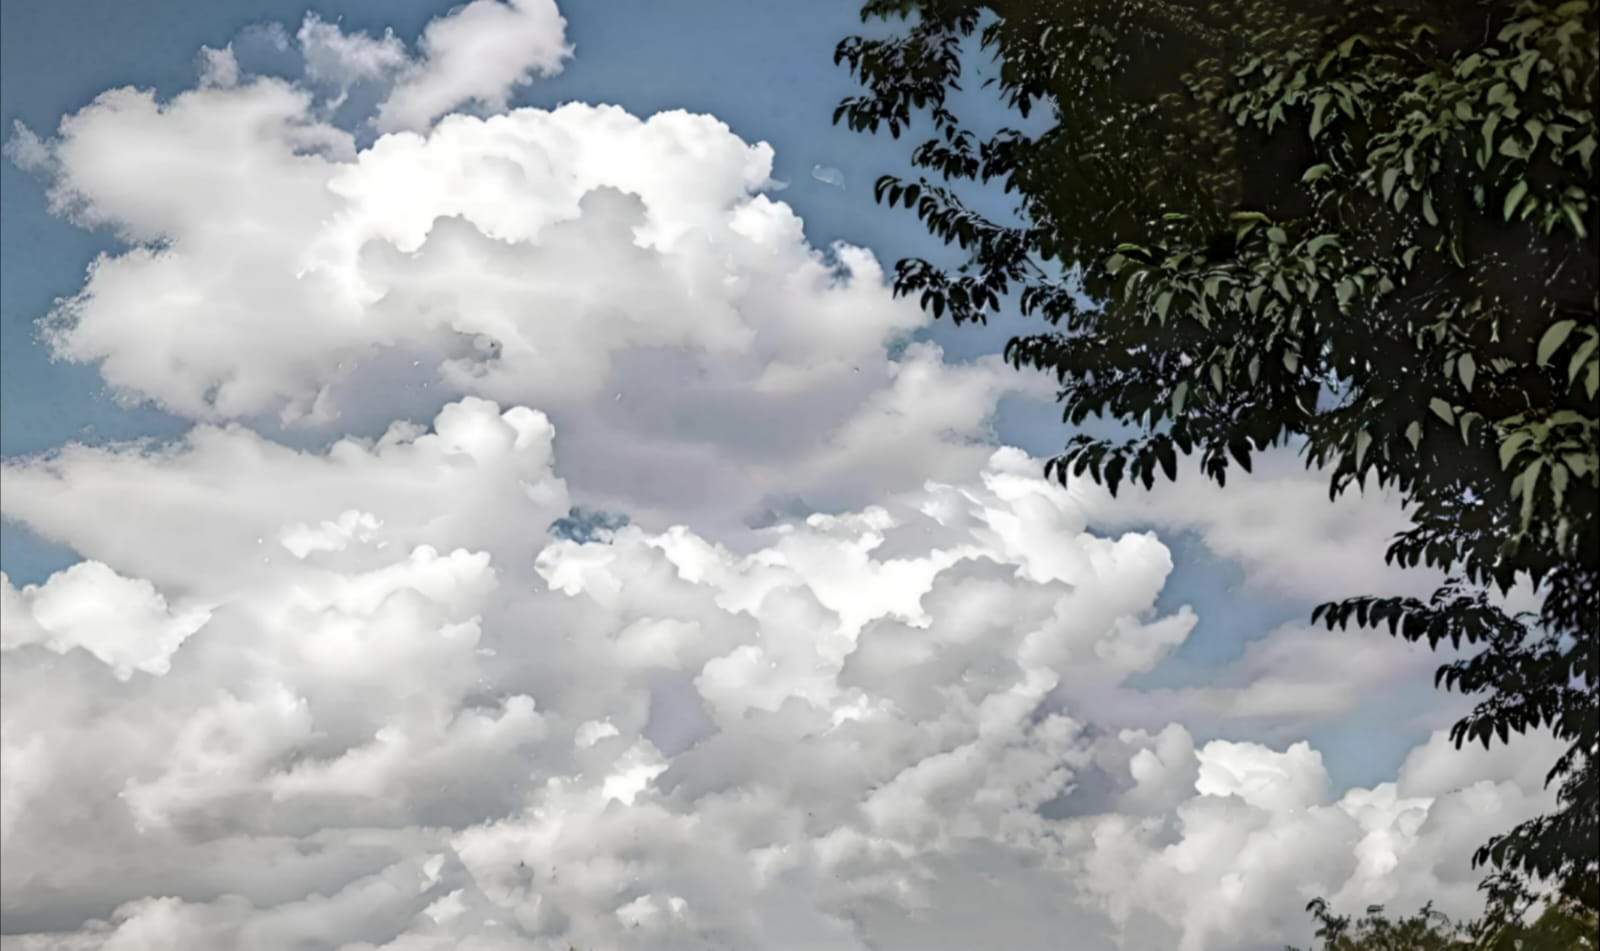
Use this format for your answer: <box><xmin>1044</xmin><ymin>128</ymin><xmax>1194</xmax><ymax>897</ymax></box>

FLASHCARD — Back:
<box><xmin>296</xmin><ymin>0</ymin><xmax>571</xmax><ymax>129</ymax></box>
<box><xmin>0</xmin><ymin>4</ymin><xmax>1554</xmax><ymax>949</ymax></box>
<box><xmin>0</xmin><ymin>407</ymin><xmax>1560</xmax><ymax>950</ymax></box>
<box><xmin>19</xmin><ymin>62</ymin><xmax>1024</xmax><ymax>533</ymax></box>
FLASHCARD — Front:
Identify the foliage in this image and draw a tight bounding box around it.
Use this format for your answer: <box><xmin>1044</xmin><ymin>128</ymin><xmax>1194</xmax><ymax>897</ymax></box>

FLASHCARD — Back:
<box><xmin>1289</xmin><ymin>880</ymin><xmax>1599</xmax><ymax>949</ymax></box>
<box><xmin>835</xmin><ymin>0</ymin><xmax>1598</xmax><ymax>905</ymax></box>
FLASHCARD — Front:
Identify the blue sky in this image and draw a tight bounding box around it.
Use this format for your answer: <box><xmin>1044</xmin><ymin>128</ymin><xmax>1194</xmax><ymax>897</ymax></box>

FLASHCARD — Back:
<box><xmin>0</xmin><ymin>4</ymin><xmax>1525</xmax><ymax>948</ymax></box>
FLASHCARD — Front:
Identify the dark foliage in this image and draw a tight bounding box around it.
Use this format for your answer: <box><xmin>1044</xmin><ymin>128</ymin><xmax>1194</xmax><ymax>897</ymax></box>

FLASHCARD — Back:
<box><xmin>835</xmin><ymin>0</ymin><xmax>1598</xmax><ymax>905</ymax></box>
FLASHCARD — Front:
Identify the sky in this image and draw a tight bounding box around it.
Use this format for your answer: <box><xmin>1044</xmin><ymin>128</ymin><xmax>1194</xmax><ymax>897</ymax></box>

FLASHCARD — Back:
<box><xmin>0</xmin><ymin>2</ymin><xmax>1564</xmax><ymax>949</ymax></box>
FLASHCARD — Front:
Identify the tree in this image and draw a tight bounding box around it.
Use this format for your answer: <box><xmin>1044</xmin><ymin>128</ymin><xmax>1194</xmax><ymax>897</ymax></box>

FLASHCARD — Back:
<box><xmin>834</xmin><ymin>0</ymin><xmax>1598</xmax><ymax>906</ymax></box>
<box><xmin>1289</xmin><ymin>882</ymin><xmax>1598</xmax><ymax>949</ymax></box>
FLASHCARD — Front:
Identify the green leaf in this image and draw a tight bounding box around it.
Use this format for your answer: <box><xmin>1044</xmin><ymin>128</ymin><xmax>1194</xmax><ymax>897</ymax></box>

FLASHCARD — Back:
<box><xmin>1574</xmin><ymin>134</ymin><xmax>1597</xmax><ymax>173</ymax></box>
<box><xmin>1570</xmin><ymin>336</ymin><xmax>1598</xmax><ymax>383</ymax></box>
<box><xmin>1520</xmin><ymin>458</ymin><xmax>1544</xmax><ymax>526</ymax></box>
<box><xmin>1210</xmin><ymin>364</ymin><xmax>1224</xmax><ymax>393</ymax></box>
<box><xmin>1537</xmin><ymin>320</ymin><xmax>1576</xmax><ymax>365</ymax></box>
<box><xmin>1510</xmin><ymin>52</ymin><xmax>1534</xmax><ymax>91</ymax></box>
<box><xmin>1503</xmin><ymin>180</ymin><xmax>1528</xmax><ymax>222</ymax></box>
<box><xmin>1355</xmin><ymin>429</ymin><xmax>1372</xmax><ymax>469</ymax></box>
<box><xmin>1301</xmin><ymin>163</ymin><xmax>1332</xmax><ymax>183</ymax></box>
<box><xmin>1421</xmin><ymin>192</ymin><xmax>1438</xmax><ymax>226</ymax></box>
<box><xmin>1459</xmin><ymin>352</ymin><xmax>1476</xmax><ymax>391</ymax></box>
<box><xmin>1156</xmin><ymin>439</ymin><xmax>1178</xmax><ymax>481</ymax></box>
<box><xmin>1499</xmin><ymin>431</ymin><xmax>1531</xmax><ymax>470</ymax></box>
<box><xmin>1481</xmin><ymin>112</ymin><xmax>1502</xmax><ymax>161</ymax></box>
<box><xmin>1563</xmin><ymin>203</ymin><xmax>1589</xmax><ymax>239</ymax></box>
<box><xmin>1310</xmin><ymin>93</ymin><xmax>1332</xmax><ymax>137</ymax></box>
<box><xmin>1381</xmin><ymin>167</ymin><xmax>1399</xmax><ymax>200</ymax></box>
<box><xmin>1171</xmin><ymin>381</ymin><xmax>1189</xmax><ymax>416</ymax></box>
<box><xmin>1405</xmin><ymin>420</ymin><xmax>1422</xmax><ymax>450</ymax></box>
<box><xmin>1429</xmin><ymin>398</ymin><xmax>1455</xmax><ymax>424</ymax></box>
<box><xmin>1155</xmin><ymin>290</ymin><xmax>1174</xmax><ymax>324</ymax></box>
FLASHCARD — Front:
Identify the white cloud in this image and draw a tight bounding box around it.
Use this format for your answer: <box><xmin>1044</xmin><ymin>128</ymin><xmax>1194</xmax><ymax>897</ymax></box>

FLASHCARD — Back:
<box><xmin>297</xmin><ymin>15</ymin><xmax>409</xmax><ymax>92</ymax></box>
<box><xmin>375</xmin><ymin>0</ymin><xmax>571</xmax><ymax>131</ymax></box>
<box><xmin>1069</xmin><ymin>727</ymin><xmax>1564</xmax><ymax>951</ymax></box>
<box><xmin>0</xmin><ymin>405</ymin><xmax>1561</xmax><ymax>950</ymax></box>
<box><xmin>1</xmin><ymin>397</ymin><xmax>567</xmax><ymax>592</ymax></box>
<box><xmin>17</xmin><ymin>73</ymin><xmax>1026</xmax><ymax>533</ymax></box>
<box><xmin>197</xmin><ymin>45</ymin><xmax>241</xmax><ymax>88</ymax></box>
<box><xmin>1</xmin><ymin>562</ymin><xmax>209</xmax><ymax>680</ymax></box>
<box><xmin>1071</xmin><ymin>448</ymin><xmax>1424</xmax><ymax>602</ymax></box>
<box><xmin>292</xmin><ymin>1</ymin><xmax>570</xmax><ymax>131</ymax></box>
<box><xmin>1194</xmin><ymin>739</ymin><xmax>1330</xmax><ymax>812</ymax></box>
<box><xmin>1087</xmin><ymin>620</ymin><xmax>1441</xmax><ymax>737</ymax></box>
<box><xmin>3</xmin><ymin>119</ymin><xmax>52</xmax><ymax>172</ymax></box>
<box><xmin>2</xmin><ymin>411</ymin><xmax>1185</xmax><ymax>948</ymax></box>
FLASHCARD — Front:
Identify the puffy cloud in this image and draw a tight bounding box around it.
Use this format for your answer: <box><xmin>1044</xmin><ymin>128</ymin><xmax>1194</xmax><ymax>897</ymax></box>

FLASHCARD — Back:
<box><xmin>15</xmin><ymin>71</ymin><xmax>1024</xmax><ymax>533</ymax></box>
<box><xmin>1194</xmin><ymin>739</ymin><xmax>1330</xmax><ymax>812</ymax></box>
<box><xmin>1069</xmin><ymin>726</ymin><xmax>1564</xmax><ymax>951</ymax></box>
<box><xmin>0</xmin><ymin>562</ymin><xmax>209</xmax><ymax>679</ymax></box>
<box><xmin>375</xmin><ymin>0</ymin><xmax>571</xmax><ymax>131</ymax></box>
<box><xmin>197</xmin><ymin>45</ymin><xmax>241</xmax><ymax>88</ymax></box>
<box><xmin>297</xmin><ymin>16</ymin><xmax>409</xmax><ymax>92</ymax></box>
<box><xmin>1</xmin><ymin>397</ymin><xmax>567</xmax><ymax>592</ymax></box>
<box><xmin>0</xmin><ymin>406</ymin><xmax>1178</xmax><ymax>948</ymax></box>
<box><xmin>294</xmin><ymin>1</ymin><xmax>570</xmax><ymax>130</ymax></box>
<box><xmin>0</xmin><ymin>402</ymin><xmax>1562</xmax><ymax>950</ymax></box>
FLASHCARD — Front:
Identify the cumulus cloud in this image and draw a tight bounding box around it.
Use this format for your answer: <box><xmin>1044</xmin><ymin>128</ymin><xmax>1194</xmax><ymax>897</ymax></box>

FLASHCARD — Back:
<box><xmin>1</xmin><ymin>563</ymin><xmax>210</xmax><ymax>679</ymax></box>
<box><xmin>374</xmin><ymin>0</ymin><xmax>571</xmax><ymax>131</ymax></box>
<box><xmin>14</xmin><ymin>71</ymin><xmax>1026</xmax><ymax>533</ymax></box>
<box><xmin>1</xmin><ymin>404</ymin><xmax>1164</xmax><ymax>948</ymax></box>
<box><xmin>0</xmin><ymin>405</ymin><xmax>1562</xmax><ymax>950</ymax></box>
<box><xmin>1069</xmin><ymin>727</ymin><xmax>1565</xmax><ymax>951</ymax></box>
<box><xmin>294</xmin><ymin>1</ymin><xmax>569</xmax><ymax>129</ymax></box>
